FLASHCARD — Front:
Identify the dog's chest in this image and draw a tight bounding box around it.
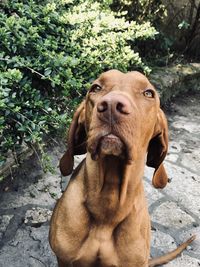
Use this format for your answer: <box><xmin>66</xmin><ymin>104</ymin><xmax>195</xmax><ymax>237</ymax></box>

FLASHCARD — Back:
<box><xmin>74</xmin><ymin>226</ymin><xmax>118</xmax><ymax>267</ymax></box>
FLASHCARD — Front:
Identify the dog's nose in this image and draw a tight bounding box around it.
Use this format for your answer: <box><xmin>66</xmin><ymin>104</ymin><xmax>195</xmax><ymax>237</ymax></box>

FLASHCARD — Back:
<box><xmin>97</xmin><ymin>93</ymin><xmax>131</xmax><ymax>119</ymax></box>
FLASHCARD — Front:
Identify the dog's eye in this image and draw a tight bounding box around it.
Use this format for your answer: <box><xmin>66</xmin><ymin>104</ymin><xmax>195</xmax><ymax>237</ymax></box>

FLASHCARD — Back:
<box><xmin>143</xmin><ymin>89</ymin><xmax>154</xmax><ymax>98</ymax></box>
<box><xmin>90</xmin><ymin>84</ymin><xmax>102</xmax><ymax>93</ymax></box>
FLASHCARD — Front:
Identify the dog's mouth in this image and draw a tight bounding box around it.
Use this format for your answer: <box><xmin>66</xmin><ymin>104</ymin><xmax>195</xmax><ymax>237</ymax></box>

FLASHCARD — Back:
<box><xmin>88</xmin><ymin>133</ymin><xmax>128</xmax><ymax>161</ymax></box>
<box><xmin>99</xmin><ymin>134</ymin><xmax>124</xmax><ymax>156</ymax></box>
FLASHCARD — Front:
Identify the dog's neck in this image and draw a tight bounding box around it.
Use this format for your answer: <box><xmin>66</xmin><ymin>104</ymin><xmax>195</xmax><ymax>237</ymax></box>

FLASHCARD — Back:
<box><xmin>83</xmin><ymin>153</ymin><xmax>147</xmax><ymax>226</ymax></box>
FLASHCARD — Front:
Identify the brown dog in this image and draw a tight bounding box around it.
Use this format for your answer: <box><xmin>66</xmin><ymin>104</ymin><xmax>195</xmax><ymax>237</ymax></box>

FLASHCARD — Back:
<box><xmin>49</xmin><ymin>70</ymin><xmax>195</xmax><ymax>267</ymax></box>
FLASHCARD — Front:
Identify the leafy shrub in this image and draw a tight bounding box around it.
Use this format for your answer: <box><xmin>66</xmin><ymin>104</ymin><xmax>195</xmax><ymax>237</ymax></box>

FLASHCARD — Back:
<box><xmin>0</xmin><ymin>0</ymin><xmax>157</xmax><ymax>167</ymax></box>
<box><xmin>110</xmin><ymin>0</ymin><xmax>174</xmax><ymax>65</ymax></box>
<box><xmin>110</xmin><ymin>0</ymin><xmax>166</xmax><ymax>25</ymax></box>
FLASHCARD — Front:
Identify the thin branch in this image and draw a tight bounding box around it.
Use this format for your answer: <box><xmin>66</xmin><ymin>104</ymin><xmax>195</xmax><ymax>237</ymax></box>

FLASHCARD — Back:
<box><xmin>190</xmin><ymin>0</ymin><xmax>198</xmax><ymax>9</ymax></box>
<box><xmin>0</xmin><ymin>58</ymin><xmax>9</xmax><ymax>61</ymax></box>
<box><xmin>26</xmin><ymin>66</ymin><xmax>46</xmax><ymax>79</ymax></box>
<box><xmin>8</xmin><ymin>165</ymin><xmax>14</xmax><ymax>181</ymax></box>
<box><xmin>30</xmin><ymin>144</ymin><xmax>43</xmax><ymax>167</ymax></box>
<box><xmin>165</xmin><ymin>3</ymin><xmax>188</xmax><ymax>30</ymax></box>
<box><xmin>0</xmin><ymin>58</ymin><xmax>56</xmax><ymax>84</ymax></box>
<box><xmin>188</xmin><ymin>0</ymin><xmax>195</xmax><ymax>26</ymax></box>
<box><xmin>183</xmin><ymin>2</ymin><xmax>200</xmax><ymax>54</ymax></box>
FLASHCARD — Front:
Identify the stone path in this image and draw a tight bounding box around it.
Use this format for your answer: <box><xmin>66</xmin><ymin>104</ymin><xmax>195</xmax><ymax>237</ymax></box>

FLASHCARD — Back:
<box><xmin>0</xmin><ymin>92</ymin><xmax>200</xmax><ymax>267</ymax></box>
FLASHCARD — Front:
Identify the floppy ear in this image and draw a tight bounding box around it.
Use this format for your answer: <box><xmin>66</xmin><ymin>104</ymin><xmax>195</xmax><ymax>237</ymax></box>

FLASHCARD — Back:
<box><xmin>59</xmin><ymin>101</ymin><xmax>87</xmax><ymax>176</ymax></box>
<box><xmin>146</xmin><ymin>109</ymin><xmax>168</xmax><ymax>188</ymax></box>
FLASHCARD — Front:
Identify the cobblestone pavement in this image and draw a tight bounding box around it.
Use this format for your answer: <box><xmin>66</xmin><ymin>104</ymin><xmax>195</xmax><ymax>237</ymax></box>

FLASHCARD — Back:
<box><xmin>0</xmin><ymin>92</ymin><xmax>200</xmax><ymax>267</ymax></box>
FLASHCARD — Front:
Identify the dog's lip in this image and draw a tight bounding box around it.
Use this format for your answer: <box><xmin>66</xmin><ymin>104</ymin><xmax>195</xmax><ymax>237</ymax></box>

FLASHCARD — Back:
<box><xmin>88</xmin><ymin>132</ymin><xmax>133</xmax><ymax>163</ymax></box>
<box><xmin>99</xmin><ymin>133</ymin><xmax>124</xmax><ymax>148</ymax></box>
<box><xmin>102</xmin><ymin>133</ymin><xmax>121</xmax><ymax>141</ymax></box>
<box><xmin>97</xmin><ymin>133</ymin><xmax>125</xmax><ymax>158</ymax></box>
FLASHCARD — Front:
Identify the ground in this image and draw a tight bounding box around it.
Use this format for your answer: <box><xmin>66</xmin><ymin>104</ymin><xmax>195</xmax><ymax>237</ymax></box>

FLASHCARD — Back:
<box><xmin>0</xmin><ymin>92</ymin><xmax>200</xmax><ymax>267</ymax></box>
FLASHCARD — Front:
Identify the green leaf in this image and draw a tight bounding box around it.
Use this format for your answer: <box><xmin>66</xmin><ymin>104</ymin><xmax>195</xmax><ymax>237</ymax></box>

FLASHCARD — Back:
<box><xmin>44</xmin><ymin>68</ymin><xmax>52</xmax><ymax>76</ymax></box>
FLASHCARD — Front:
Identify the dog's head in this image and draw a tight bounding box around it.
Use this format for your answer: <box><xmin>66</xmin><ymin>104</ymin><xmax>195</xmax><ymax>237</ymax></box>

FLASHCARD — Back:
<box><xmin>60</xmin><ymin>70</ymin><xmax>168</xmax><ymax>188</ymax></box>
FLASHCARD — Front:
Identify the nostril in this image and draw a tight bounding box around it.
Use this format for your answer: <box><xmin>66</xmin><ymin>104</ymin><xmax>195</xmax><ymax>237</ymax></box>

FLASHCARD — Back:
<box><xmin>116</xmin><ymin>102</ymin><xmax>130</xmax><ymax>114</ymax></box>
<box><xmin>116</xmin><ymin>102</ymin><xmax>124</xmax><ymax>113</ymax></box>
<box><xmin>97</xmin><ymin>101</ymin><xmax>108</xmax><ymax>112</ymax></box>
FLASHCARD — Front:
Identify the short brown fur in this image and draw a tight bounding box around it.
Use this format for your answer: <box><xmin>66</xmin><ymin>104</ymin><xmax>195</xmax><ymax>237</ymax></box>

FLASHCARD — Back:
<box><xmin>49</xmin><ymin>70</ymin><xmax>194</xmax><ymax>267</ymax></box>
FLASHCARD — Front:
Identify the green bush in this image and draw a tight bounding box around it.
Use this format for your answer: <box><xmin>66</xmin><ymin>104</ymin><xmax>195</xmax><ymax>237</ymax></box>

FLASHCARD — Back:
<box><xmin>110</xmin><ymin>0</ymin><xmax>173</xmax><ymax>65</ymax></box>
<box><xmin>0</xmin><ymin>0</ymin><xmax>157</xmax><ymax>167</ymax></box>
<box><xmin>110</xmin><ymin>0</ymin><xmax>166</xmax><ymax>24</ymax></box>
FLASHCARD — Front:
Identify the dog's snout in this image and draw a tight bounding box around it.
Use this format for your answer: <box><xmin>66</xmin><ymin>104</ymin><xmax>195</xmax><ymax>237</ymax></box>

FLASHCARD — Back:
<box><xmin>97</xmin><ymin>93</ymin><xmax>131</xmax><ymax>118</ymax></box>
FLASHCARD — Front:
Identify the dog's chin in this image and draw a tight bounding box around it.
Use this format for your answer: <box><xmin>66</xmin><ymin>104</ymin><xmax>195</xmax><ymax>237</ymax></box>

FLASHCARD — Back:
<box><xmin>100</xmin><ymin>134</ymin><xmax>124</xmax><ymax>156</ymax></box>
<box><xmin>90</xmin><ymin>134</ymin><xmax>125</xmax><ymax>160</ymax></box>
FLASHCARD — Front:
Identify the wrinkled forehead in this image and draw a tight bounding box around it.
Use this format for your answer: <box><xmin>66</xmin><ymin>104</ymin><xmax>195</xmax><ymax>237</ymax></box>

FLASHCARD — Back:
<box><xmin>95</xmin><ymin>70</ymin><xmax>154</xmax><ymax>91</ymax></box>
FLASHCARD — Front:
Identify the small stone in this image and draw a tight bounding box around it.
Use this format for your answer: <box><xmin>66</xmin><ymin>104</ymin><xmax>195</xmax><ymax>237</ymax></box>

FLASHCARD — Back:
<box><xmin>166</xmin><ymin>153</ymin><xmax>179</xmax><ymax>162</ymax></box>
<box><xmin>151</xmin><ymin>229</ymin><xmax>176</xmax><ymax>254</ymax></box>
<box><xmin>180</xmin><ymin>226</ymin><xmax>200</xmax><ymax>255</ymax></box>
<box><xmin>30</xmin><ymin>192</ymin><xmax>36</xmax><ymax>198</ymax></box>
<box><xmin>152</xmin><ymin>201</ymin><xmax>195</xmax><ymax>229</ymax></box>
<box><xmin>24</xmin><ymin>208</ymin><xmax>52</xmax><ymax>226</ymax></box>
<box><xmin>168</xmin><ymin>178</ymin><xmax>172</xmax><ymax>183</ymax></box>
<box><xmin>143</xmin><ymin>180</ymin><xmax>163</xmax><ymax>207</ymax></box>
<box><xmin>164</xmin><ymin>255</ymin><xmax>200</xmax><ymax>266</ymax></box>
<box><xmin>163</xmin><ymin>162</ymin><xmax>200</xmax><ymax>218</ymax></box>
<box><xmin>0</xmin><ymin>215</ymin><xmax>13</xmax><ymax>233</ymax></box>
